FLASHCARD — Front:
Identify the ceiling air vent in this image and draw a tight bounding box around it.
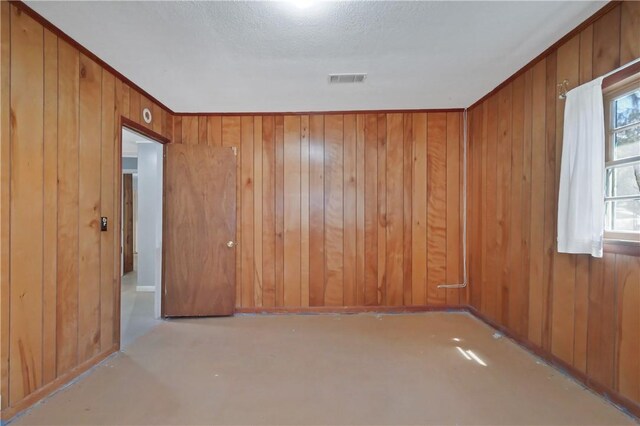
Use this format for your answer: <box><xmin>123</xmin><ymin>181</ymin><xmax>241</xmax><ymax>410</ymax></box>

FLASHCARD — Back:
<box><xmin>329</xmin><ymin>73</ymin><xmax>367</xmax><ymax>84</ymax></box>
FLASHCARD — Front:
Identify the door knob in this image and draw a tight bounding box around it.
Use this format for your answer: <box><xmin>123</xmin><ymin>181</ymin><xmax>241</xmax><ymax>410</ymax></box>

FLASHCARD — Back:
<box><xmin>226</xmin><ymin>240</ymin><xmax>236</xmax><ymax>248</ymax></box>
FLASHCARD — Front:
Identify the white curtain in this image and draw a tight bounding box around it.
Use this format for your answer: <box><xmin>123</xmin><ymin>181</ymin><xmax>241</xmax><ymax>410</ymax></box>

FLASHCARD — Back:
<box><xmin>557</xmin><ymin>77</ymin><xmax>605</xmax><ymax>258</ymax></box>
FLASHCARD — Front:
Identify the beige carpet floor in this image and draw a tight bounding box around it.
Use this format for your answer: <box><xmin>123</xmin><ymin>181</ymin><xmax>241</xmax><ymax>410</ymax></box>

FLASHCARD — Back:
<box><xmin>12</xmin><ymin>312</ymin><xmax>635</xmax><ymax>425</ymax></box>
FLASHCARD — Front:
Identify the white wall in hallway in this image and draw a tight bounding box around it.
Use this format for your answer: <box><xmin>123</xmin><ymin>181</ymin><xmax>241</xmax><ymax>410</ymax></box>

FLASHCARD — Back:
<box><xmin>137</xmin><ymin>141</ymin><xmax>163</xmax><ymax>318</ymax></box>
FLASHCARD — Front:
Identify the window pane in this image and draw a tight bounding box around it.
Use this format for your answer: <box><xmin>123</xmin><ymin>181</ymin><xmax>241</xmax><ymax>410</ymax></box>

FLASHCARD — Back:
<box><xmin>606</xmin><ymin>164</ymin><xmax>640</xmax><ymax>197</ymax></box>
<box><xmin>605</xmin><ymin>199</ymin><xmax>640</xmax><ymax>232</ymax></box>
<box><xmin>615</xmin><ymin>89</ymin><xmax>640</xmax><ymax>128</ymax></box>
<box><xmin>614</xmin><ymin>125</ymin><xmax>640</xmax><ymax>160</ymax></box>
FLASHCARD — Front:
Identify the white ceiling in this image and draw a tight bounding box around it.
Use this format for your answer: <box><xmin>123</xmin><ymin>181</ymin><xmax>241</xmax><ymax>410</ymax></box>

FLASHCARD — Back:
<box><xmin>122</xmin><ymin>127</ymin><xmax>156</xmax><ymax>158</ymax></box>
<box><xmin>27</xmin><ymin>1</ymin><xmax>606</xmax><ymax>113</ymax></box>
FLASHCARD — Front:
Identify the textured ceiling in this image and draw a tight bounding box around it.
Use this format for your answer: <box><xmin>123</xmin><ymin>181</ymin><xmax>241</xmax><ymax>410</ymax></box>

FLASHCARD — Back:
<box><xmin>26</xmin><ymin>1</ymin><xmax>606</xmax><ymax>113</ymax></box>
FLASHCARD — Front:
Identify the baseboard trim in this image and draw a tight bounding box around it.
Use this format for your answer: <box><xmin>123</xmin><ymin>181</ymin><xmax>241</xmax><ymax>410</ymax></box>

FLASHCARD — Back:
<box><xmin>135</xmin><ymin>285</ymin><xmax>155</xmax><ymax>292</ymax></box>
<box><xmin>466</xmin><ymin>305</ymin><xmax>640</xmax><ymax>421</ymax></box>
<box><xmin>0</xmin><ymin>346</ymin><xmax>118</xmax><ymax>423</ymax></box>
<box><xmin>236</xmin><ymin>304</ymin><xmax>466</xmax><ymax>315</ymax></box>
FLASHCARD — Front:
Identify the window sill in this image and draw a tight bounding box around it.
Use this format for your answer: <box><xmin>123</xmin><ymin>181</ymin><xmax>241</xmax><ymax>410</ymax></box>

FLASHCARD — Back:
<box><xmin>603</xmin><ymin>239</ymin><xmax>640</xmax><ymax>257</ymax></box>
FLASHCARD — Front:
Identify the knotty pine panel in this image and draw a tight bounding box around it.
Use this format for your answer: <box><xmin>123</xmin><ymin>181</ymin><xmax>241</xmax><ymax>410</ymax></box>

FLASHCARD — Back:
<box><xmin>467</xmin><ymin>2</ymin><xmax>640</xmax><ymax>414</ymax></box>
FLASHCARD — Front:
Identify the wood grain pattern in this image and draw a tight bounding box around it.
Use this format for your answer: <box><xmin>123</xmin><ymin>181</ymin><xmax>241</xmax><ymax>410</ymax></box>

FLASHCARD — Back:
<box><xmin>283</xmin><ymin>115</ymin><xmax>301</xmax><ymax>306</ymax></box>
<box><xmin>78</xmin><ymin>54</ymin><xmax>102</xmax><ymax>363</ymax></box>
<box><xmin>164</xmin><ymin>145</ymin><xmax>236</xmax><ymax>316</ymax></box>
<box><xmin>42</xmin><ymin>28</ymin><xmax>58</xmax><ymax>385</ymax></box>
<box><xmin>309</xmin><ymin>115</ymin><xmax>325</xmax><ymax>306</ymax></box>
<box><xmin>411</xmin><ymin>113</ymin><xmax>427</xmax><ymax>306</ymax></box>
<box><xmin>174</xmin><ymin>111</ymin><xmax>464</xmax><ymax>311</ymax></box>
<box><xmin>385</xmin><ymin>113</ymin><xmax>404</xmax><ymax>306</ymax></box>
<box><xmin>0</xmin><ymin>3</ymin><xmax>173</xmax><ymax>416</ymax></box>
<box><xmin>241</xmin><ymin>116</ymin><xmax>254</xmax><ymax>307</ymax></box>
<box><xmin>0</xmin><ymin>2</ymin><xmax>10</xmax><ymax>410</ymax></box>
<box><xmin>262</xmin><ymin>116</ymin><xmax>276</xmax><ymax>307</ymax></box>
<box><xmin>467</xmin><ymin>2</ymin><xmax>640</xmax><ymax>415</ymax></box>
<box><xmin>56</xmin><ymin>39</ymin><xmax>80</xmax><ymax>377</ymax></box>
<box><xmin>343</xmin><ymin>115</ymin><xmax>357</xmax><ymax>306</ymax></box>
<box><xmin>324</xmin><ymin>114</ymin><xmax>344</xmax><ymax>306</ymax></box>
<box><xmin>122</xmin><ymin>174</ymin><xmax>134</xmax><ymax>274</ymax></box>
<box><xmin>426</xmin><ymin>113</ymin><xmax>447</xmax><ymax>305</ymax></box>
<box><xmin>253</xmin><ymin>116</ymin><xmax>263</xmax><ymax>307</ymax></box>
<box><xmin>9</xmin><ymin>7</ymin><xmax>44</xmax><ymax>403</ymax></box>
<box><xmin>99</xmin><ymin>70</ymin><xmax>115</xmax><ymax>353</ymax></box>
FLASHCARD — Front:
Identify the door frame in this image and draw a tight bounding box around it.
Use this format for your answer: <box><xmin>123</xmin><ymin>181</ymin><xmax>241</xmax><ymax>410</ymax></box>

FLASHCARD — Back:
<box><xmin>116</xmin><ymin>117</ymin><xmax>170</xmax><ymax>348</ymax></box>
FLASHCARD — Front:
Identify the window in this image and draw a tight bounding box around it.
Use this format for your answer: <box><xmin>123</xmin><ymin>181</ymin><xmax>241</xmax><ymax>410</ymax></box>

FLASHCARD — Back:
<box><xmin>604</xmin><ymin>75</ymin><xmax>640</xmax><ymax>242</ymax></box>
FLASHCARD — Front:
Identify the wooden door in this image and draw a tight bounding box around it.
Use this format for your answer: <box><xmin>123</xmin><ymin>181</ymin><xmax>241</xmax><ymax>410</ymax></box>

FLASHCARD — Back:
<box><xmin>122</xmin><ymin>173</ymin><xmax>134</xmax><ymax>274</ymax></box>
<box><xmin>163</xmin><ymin>144</ymin><xmax>237</xmax><ymax>316</ymax></box>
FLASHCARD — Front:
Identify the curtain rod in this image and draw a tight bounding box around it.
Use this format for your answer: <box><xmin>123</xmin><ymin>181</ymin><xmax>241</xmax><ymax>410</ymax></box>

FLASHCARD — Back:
<box><xmin>559</xmin><ymin>57</ymin><xmax>640</xmax><ymax>99</ymax></box>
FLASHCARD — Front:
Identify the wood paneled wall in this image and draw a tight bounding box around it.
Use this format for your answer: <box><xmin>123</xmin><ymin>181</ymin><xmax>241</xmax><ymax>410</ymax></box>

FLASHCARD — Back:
<box><xmin>467</xmin><ymin>1</ymin><xmax>640</xmax><ymax>413</ymax></box>
<box><xmin>172</xmin><ymin>112</ymin><xmax>465</xmax><ymax>310</ymax></box>
<box><xmin>0</xmin><ymin>3</ymin><xmax>171</xmax><ymax>418</ymax></box>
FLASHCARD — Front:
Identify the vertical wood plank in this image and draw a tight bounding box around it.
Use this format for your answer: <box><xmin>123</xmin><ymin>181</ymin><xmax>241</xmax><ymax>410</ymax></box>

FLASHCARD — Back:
<box><xmin>587</xmin><ymin>254</ymin><xmax>617</xmax><ymax>388</ymax></box>
<box><xmin>483</xmin><ymin>96</ymin><xmax>498</xmax><ymax>318</ymax></box>
<box><xmin>403</xmin><ymin>114</ymin><xmax>413</xmax><ymax>305</ymax></box>
<box><xmin>324</xmin><ymin>114</ymin><xmax>344</xmax><ymax>306</ymax></box>
<box><xmin>479</xmin><ymin>102</ymin><xmax>489</xmax><ymax>314</ymax></box>
<box><xmin>592</xmin><ymin>5</ymin><xmax>621</xmax><ymax>77</ymax></box>
<box><xmin>274</xmin><ymin>116</ymin><xmax>285</xmax><ymax>306</ymax></box>
<box><xmin>509</xmin><ymin>75</ymin><xmax>525</xmax><ymax>336</ymax></box>
<box><xmin>412</xmin><ymin>113</ymin><xmax>427</xmax><ymax>306</ymax></box>
<box><xmin>112</xmin><ymin>79</ymin><xmax>122</xmax><ymax>348</ymax></box>
<box><xmin>77</xmin><ymin>54</ymin><xmax>102</xmax><ymax>363</ymax></box>
<box><xmin>300</xmin><ymin>115</ymin><xmax>310</xmax><ymax>307</ymax></box>
<box><xmin>9</xmin><ymin>6</ymin><xmax>44</xmax><ymax>402</ymax></box>
<box><xmin>386</xmin><ymin>113</ymin><xmax>404</xmax><ymax>306</ymax></box>
<box><xmin>520</xmin><ymin>69</ymin><xmax>533</xmax><ymax>339</ymax></box>
<box><xmin>616</xmin><ymin>255</ymin><xmax>640</xmax><ymax>402</ymax></box>
<box><xmin>182</xmin><ymin>116</ymin><xmax>198</xmax><ymax>145</ymax></box>
<box><xmin>42</xmin><ymin>28</ymin><xmax>58</xmax><ymax>385</ymax></box>
<box><xmin>262</xmin><ymin>116</ymin><xmax>276</xmax><ymax>307</ymax></box>
<box><xmin>198</xmin><ymin>116</ymin><xmax>208</xmax><ymax>145</ymax></box>
<box><xmin>541</xmin><ymin>52</ymin><xmax>557</xmax><ymax>352</ymax></box>
<box><xmin>152</xmin><ymin>103</ymin><xmax>162</xmax><ymax>135</ymax></box>
<box><xmin>364</xmin><ymin>114</ymin><xmax>378</xmax><ymax>306</ymax></box>
<box><xmin>173</xmin><ymin>116</ymin><xmax>183</xmax><ymax>145</ymax></box>
<box><xmin>496</xmin><ymin>86</ymin><xmax>512</xmax><ymax>325</ymax></box>
<box><xmin>56</xmin><ymin>39</ymin><xmax>80</xmax><ymax>377</ymax></box>
<box><xmin>446</xmin><ymin>112</ymin><xmax>461</xmax><ymax>305</ymax></box>
<box><xmin>309</xmin><ymin>115</ymin><xmax>325</xmax><ymax>306</ymax></box>
<box><xmin>253</xmin><ymin>116</ymin><xmax>263</xmax><ymax>307</ymax></box>
<box><xmin>343</xmin><ymin>114</ymin><xmax>357</xmax><ymax>306</ymax></box>
<box><xmin>207</xmin><ymin>116</ymin><xmax>222</xmax><ymax>146</ymax></box>
<box><xmin>129</xmin><ymin>89</ymin><xmax>140</xmax><ymax>125</ymax></box>
<box><xmin>620</xmin><ymin>1</ymin><xmax>640</xmax><ymax>64</ymax></box>
<box><xmin>99</xmin><ymin>70</ymin><xmax>115</xmax><ymax>353</ymax></box>
<box><xmin>0</xmin><ymin>1</ymin><xmax>10</xmax><ymax>409</ymax></box>
<box><xmin>426</xmin><ymin>113</ymin><xmax>447</xmax><ymax>305</ymax></box>
<box><xmin>283</xmin><ymin>115</ymin><xmax>301</xmax><ymax>307</ymax></box>
<box><xmin>377</xmin><ymin>114</ymin><xmax>387</xmax><ymax>305</ymax></box>
<box><xmin>120</xmin><ymin>84</ymin><xmax>130</xmax><ymax>121</ymax></box>
<box><xmin>528</xmin><ymin>59</ymin><xmax>547</xmax><ymax>346</ymax></box>
<box><xmin>241</xmin><ymin>116</ymin><xmax>254</xmax><ymax>307</ymax></box>
<box><xmin>355</xmin><ymin>115</ymin><xmax>366</xmax><ymax>306</ymax></box>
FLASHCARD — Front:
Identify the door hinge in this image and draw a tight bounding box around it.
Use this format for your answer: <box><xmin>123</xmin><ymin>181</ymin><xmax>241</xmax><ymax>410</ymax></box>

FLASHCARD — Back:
<box><xmin>232</xmin><ymin>147</ymin><xmax>237</xmax><ymax>156</ymax></box>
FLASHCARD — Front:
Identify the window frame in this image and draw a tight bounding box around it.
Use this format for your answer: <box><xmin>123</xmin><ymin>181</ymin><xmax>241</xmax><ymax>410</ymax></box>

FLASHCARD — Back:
<box><xmin>602</xmin><ymin>73</ymin><xmax>640</xmax><ymax>246</ymax></box>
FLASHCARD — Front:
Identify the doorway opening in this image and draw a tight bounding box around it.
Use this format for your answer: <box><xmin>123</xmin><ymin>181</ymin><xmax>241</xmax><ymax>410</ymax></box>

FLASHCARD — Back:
<box><xmin>120</xmin><ymin>126</ymin><xmax>164</xmax><ymax>348</ymax></box>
